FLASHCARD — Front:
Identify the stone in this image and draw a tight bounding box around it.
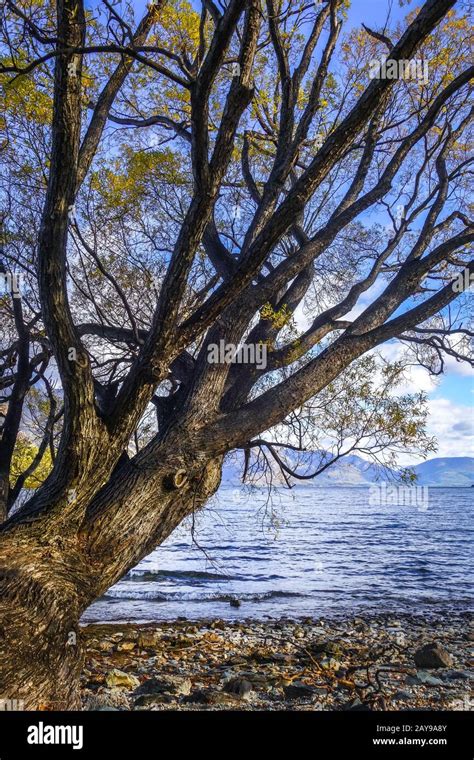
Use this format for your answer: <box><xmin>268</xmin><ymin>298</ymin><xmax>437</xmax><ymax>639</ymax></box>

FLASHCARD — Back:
<box><xmin>443</xmin><ymin>670</ymin><xmax>471</xmax><ymax>681</ymax></box>
<box><xmin>310</xmin><ymin>640</ymin><xmax>343</xmax><ymax>657</ymax></box>
<box><xmin>283</xmin><ymin>682</ymin><xmax>318</xmax><ymax>700</ymax></box>
<box><xmin>393</xmin><ymin>690</ymin><xmax>412</xmax><ymax>701</ymax></box>
<box><xmin>183</xmin><ymin>689</ymin><xmax>236</xmax><ymax>705</ymax></box>
<box><xmin>138</xmin><ymin>631</ymin><xmax>161</xmax><ymax>649</ymax></box>
<box><xmin>117</xmin><ymin>641</ymin><xmax>136</xmax><ymax>652</ymax></box>
<box><xmin>85</xmin><ymin>689</ymin><xmax>131</xmax><ymax>710</ymax></box>
<box><xmin>250</xmin><ymin>651</ymin><xmax>292</xmax><ymax>665</ymax></box>
<box><xmin>223</xmin><ymin>677</ymin><xmax>253</xmax><ymax>698</ymax></box>
<box><xmin>133</xmin><ymin>676</ymin><xmax>192</xmax><ymax>697</ymax></box>
<box><xmin>229</xmin><ymin>599</ymin><xmax>241</xmax><ymax>608</ymax></box>
<box><xmin>414</xmin><ymin>643</ymin><xmax>453</xmax><ymax>669</ymax></box>
<box><xmin>407</xmin><ymin>671</ymin><xmax>444</xmax><ymax>687</ymax></box>
<box><xmin>105</xmin><ymin>669</ymin><xmax>140</xmax><ymax>690</ymax></box>
<box><xmin>97</xmin><ymin>640</ymin><xmax>115</xmax><ymax>653</ymax></box>
<box><xmin>343</xmin><ymin>698</ymin><xmax>372</xmax><ymax>711</ymax></box>
<box><xmin>319</xmin><ymin>656</ymin><xmax>341</xmax><ymax>671</ymax></box>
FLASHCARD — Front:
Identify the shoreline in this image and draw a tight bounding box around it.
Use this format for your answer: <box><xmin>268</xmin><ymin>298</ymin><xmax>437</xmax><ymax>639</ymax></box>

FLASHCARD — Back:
<box><xmin>81</xmin><ymin>612</ymin><xmax>472</xmax><ymax>711</ymax></box>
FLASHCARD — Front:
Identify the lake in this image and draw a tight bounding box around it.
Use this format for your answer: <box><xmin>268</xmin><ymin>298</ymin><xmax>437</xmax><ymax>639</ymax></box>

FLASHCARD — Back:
<box><xmin>83</xmin><ymin>486</ymin><xmax>473</xmax><ymax>623</ymax></box>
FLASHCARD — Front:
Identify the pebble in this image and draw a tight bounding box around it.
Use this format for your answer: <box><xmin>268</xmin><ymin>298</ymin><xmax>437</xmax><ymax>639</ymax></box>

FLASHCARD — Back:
<box><xmin>283</xmin><ymin>682</ymin><xmax>319</xmax><ymax>700</ymax></box>
<box><xmin>133</xmin><ymin>676</ymin><xmax>192</xmax><ymax>697</ymax></box>
<box><xmin>414</xmin><ymin>642</ymin><xmax>454</xmax><ymax>669</ymax></box>
<box><xmin>223</xmin><ymin>677</ymin><xmax>253</xmax><ymax>698</ymax></box>
<box><xmin>105</xmin><ymin>669</ymin><xmax>140</xmax><ymax>690</ymax></box>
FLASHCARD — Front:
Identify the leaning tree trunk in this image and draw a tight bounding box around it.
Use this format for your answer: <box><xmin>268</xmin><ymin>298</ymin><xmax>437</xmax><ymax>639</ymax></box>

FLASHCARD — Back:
<box><xmin>0</xmin><ymin>454</ymin><xmax>223</xmax><ymax>709</ymax></box>
<box><xmin>0</xmin><ymin>534</ymin><xmax>87</xmax><ymax>709</ymax></box>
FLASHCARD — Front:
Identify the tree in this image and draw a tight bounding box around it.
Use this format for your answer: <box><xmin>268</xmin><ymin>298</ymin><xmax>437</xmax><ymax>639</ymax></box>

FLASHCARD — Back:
<box><xmin>0</xmin><ymin>0</ymin><xmax>472</xmax><ymax>708</ymax></box>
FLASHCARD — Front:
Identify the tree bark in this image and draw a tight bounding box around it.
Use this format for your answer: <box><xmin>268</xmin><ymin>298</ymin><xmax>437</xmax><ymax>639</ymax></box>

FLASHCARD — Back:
<box><xmin>0</xmin><ymin>453</ymin><xmax>223</xmax><ymax>709</ymax></box>
<box><xmin>0</xmin><ymin>541</ymin><xmax>85</xmax><ymax>709</ymax></box>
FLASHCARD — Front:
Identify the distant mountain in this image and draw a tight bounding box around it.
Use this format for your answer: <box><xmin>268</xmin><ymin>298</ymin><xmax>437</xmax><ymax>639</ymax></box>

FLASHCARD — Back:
<box><xmin>221</xmin><ymin>452</ymin><xmax>474</xmax><ymax>488</ymax></box>
<box><xmin>412</xmin><ymin>457</ymin><xmax>474</xmax><ymax>487</ymax></box>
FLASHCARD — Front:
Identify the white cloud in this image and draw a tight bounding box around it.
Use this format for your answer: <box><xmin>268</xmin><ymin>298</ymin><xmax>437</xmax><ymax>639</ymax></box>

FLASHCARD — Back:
<box><xmin>443</xmin><ymin>353</ymin><xmax>474</xmax><ymax>378</ymax></box>
<box><xmin>425</xmin><ymin>397</ymin><xmax>474</xmax><ymax>459</ymax></box>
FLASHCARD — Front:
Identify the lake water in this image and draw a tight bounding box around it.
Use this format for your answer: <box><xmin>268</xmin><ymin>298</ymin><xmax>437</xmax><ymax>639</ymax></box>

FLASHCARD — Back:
<box><xmin>83</xmin><ymin>486</ymin><xmax>474</xmax><ymax>623</ymax></box>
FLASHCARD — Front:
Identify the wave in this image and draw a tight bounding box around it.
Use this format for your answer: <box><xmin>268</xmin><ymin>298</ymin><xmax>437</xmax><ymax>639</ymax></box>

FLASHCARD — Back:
<box><xmin>103</xmin><ymin>588</ymin><xmax>306</xmax><ymax>603</ymax></box>
<box><xmin>126</xmin><ymin>569</ymin><xmax>234</xmax><ymax>582</ymax></box>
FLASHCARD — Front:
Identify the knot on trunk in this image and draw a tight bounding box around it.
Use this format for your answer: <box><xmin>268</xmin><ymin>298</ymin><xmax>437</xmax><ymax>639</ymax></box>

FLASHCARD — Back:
<box><xmin>164</xmin><ymin>468</ymin><xmax>188</xmax><ymax>490</ymax></box>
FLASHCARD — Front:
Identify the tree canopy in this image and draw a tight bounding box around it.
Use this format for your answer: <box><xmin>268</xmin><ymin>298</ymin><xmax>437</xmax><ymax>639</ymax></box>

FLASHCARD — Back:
<box><xmin>0</xmin><ymin>0</ymin><xmax>473</xmax><ymax>709</ymax></box>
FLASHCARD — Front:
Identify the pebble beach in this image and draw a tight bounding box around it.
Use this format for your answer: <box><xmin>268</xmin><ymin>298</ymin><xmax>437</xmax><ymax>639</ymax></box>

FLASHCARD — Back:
<box><xmin>80</xmin><ymin>613</ymin><xmax>473</xmax><ymax>711</ymax></box>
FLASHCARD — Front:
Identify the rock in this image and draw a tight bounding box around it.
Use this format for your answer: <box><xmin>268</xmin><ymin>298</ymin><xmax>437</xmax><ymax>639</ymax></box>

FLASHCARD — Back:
<box><xmin>442</xmin><ymin>670</ymin><xmax>471</xmax><ymax>681</ymax></box>
<box><xmin>223</xmin><ymin>677</ymin><xmax>253</xmax><ymax>698</ymax></box>
<box><xmin>414</xmin><ymin>643</ymin><xmax>453</xmax><ymax>669</ymax></box>
<box><xmin>138</xmin><ymin>630</ymin><xmax>161</xmax><ymax>649</ymax></box>
<box><xmin>117</xmin><ymin>641</ymin><xmax>136</xmax><ymax>652</ymax></box>
<box><xmin>183</xmin><ymin>689</ymin><xmax>237</xmax><ymax>706</ymax></box>
<box><xmin>85</xmin><ymin>689</ymin><xmax>131</xmax><ymax>710</ymax></box>
<box><xmin>229</xmin><ymin>599</ymin><xmax>241</xmax><ymax>608</ymax></box>
<box><xmin>343</xmin><ymin>698</ymin><xmax>372</xmax><ymax>711</ymax></box>
<box><xmin>319</xmin><ymin>656</ymin><xmax>341</xmax><ymax>671</ymax></box>
<box><xmin>105</xmin><ymin>669</ymin><xmax>140</xmax><ymax>690</ymax></box>
<box><xmin>133</xmin><ymin>676</ymin><xmax>192</xmax><ymax>697</ymax></box>
<box><xmin>250</xmin><ymin>650</ymin><xmax>292</xmax><ymax>665</ymax></box>
<box><xmin>393</xmin><ymin>690</ymin><xmax>412</xmax><ymax>701</ymax></box>
<box><xmin>309</xmin><ymin>640</ymin><xmax>343</xmax><ymax>657</ymax></box>
<box><xmin>283</xmin><ymin>682</ymin><xmax>319</xmax><ymax>700</ymax></box>
<box><xmin>97</xmin><ymin>640</ymin><xmax>115</xmax><ymax>653</ymax></box>
<box><xmin>226</xmin><ymin>656</ymin><xmax>247</xmax><ymax>666</ymax></box>
<box><xmin>228</xmin><ymin>671</ymin><xmax>268</xmax><ymax>688</ymax></box>
<box><xmin>407</xmin><ymin>671</ymin><xmax>444</xmax><ymax>687</ymax></box>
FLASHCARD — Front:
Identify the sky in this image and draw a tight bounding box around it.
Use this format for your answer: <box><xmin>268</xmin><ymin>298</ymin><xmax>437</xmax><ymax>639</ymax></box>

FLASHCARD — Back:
<box><xmin>345</xmin><ymin>1</ymin><xmax>473</xmax><ymax>461</ymax></box>
<box><xmin>341</xmin><ymin>2</ymin><xmax>473</xmax><ymax>461</ymax></box>
<box><xmin>379</xmin><ymin>343</ymin><xmax>474</xmax><ymax>463</ymax></box>
<box><xmin>82</xmin><ymin>0</ymin><xmax>473</xmax><ymax>462</ymax></box>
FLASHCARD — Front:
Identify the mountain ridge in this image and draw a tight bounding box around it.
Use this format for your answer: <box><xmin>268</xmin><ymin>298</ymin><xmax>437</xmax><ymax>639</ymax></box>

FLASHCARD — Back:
<box><xmin>221</xmin><ymin>453</ymin><xmax>474</xmax><ymax>488</ymax></box>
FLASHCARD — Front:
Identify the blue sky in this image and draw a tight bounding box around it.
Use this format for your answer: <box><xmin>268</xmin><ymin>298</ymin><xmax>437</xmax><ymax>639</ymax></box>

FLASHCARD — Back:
<box><xmin>341</xmin><ymin>1</ymin><xmax>473</xmax><ymax>458</ymax></box>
